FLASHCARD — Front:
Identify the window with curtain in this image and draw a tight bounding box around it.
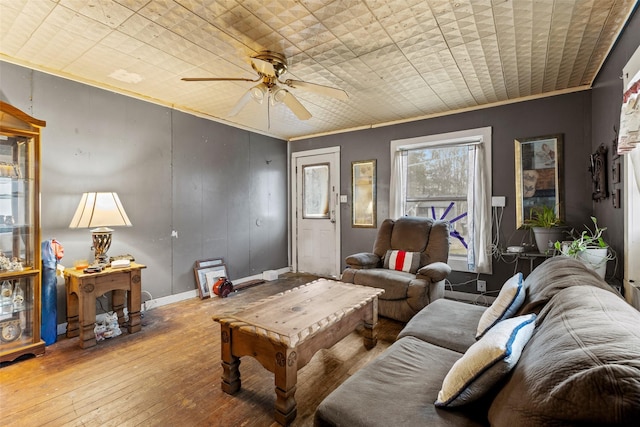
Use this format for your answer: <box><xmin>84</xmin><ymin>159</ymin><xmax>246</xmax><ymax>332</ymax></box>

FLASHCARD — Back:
<box><xmin>390</xmin><ymin>127</ymin><xmax>492</xmax><ymax>273</ymax></box>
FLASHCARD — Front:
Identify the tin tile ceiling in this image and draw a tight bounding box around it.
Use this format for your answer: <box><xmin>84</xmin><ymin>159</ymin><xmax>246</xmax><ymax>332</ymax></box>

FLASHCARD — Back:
<box><xmin>0</xmin><ymin>0</ymin><xmax>636</xmax><ymax>140</ymax></box>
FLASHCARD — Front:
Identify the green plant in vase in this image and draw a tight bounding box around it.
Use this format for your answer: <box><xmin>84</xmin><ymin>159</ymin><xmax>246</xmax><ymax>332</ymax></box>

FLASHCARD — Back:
<box><xmin>524</xmin><ymin>205</ymin><xmax>563</xmax><ymax>228</ymax></box>
<box><xmin>524</xmin><ymin>205</ymin><xmax>565</xmax><ymax>254</ymax></box>
<box><xmin>554</xmin><ymin>216</ymin><xmax>613</xmax><ymax>278</ymax></box>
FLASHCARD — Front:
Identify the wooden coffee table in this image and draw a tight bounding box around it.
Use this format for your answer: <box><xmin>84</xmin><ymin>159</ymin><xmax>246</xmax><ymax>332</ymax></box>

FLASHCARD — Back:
<box><xmin>212</xmin><ymin>279</ymin><xmax>384</xmax><ymax>426</ymax></box>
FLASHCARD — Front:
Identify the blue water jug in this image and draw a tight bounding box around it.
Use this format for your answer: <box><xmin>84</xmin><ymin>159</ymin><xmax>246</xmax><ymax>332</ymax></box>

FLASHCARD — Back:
<box><xmin>41</xmin><ymin>239</ymin><xmax>63</xmax><ymax>346</ymax></box>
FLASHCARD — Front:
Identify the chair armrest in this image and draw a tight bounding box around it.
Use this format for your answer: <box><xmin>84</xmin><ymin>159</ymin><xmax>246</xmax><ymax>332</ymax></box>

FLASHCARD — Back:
<box><xmin>417</xmin><ymin>262</ymin><xmax>451</xmax><ymax>282</ymax></box>
<box><xmin>345</xmin><ymin>252</ymin><xmax>381</xmax><ymax>269</ymax></box>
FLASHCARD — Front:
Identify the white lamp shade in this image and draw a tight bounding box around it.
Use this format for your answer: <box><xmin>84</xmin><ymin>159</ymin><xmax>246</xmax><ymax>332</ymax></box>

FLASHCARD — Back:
<box><xmin>69</xmin><ymin>192</ymin><xmax>132</xmax><ymax>229</ymax></box>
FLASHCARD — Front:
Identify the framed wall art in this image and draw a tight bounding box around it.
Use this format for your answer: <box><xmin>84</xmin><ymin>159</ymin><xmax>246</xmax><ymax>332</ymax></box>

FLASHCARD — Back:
<box><xmin>352</xmin><ymin>159</ymin><xmax>376</xmax><ymax>228</ymax></box>
<box><xmin>194</xmin><ymin>264</ymin><xmax>228</xmax><ymax>299</ymax></box>
<box><xmin>590</xmin><ymin>144</ymin><xmax>609</xmax><ymax>201</ymax></box>
<box><xmin>514</xmin><ymin>134</ymin><xmax>564</xmax><ymax>228</ymax></box>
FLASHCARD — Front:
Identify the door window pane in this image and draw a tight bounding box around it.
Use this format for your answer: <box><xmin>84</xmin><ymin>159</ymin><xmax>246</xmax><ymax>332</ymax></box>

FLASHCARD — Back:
<box><xmin>303</xmin><ymin>164</ymin><xmax>329</xmax><ymax>219</ymax></box>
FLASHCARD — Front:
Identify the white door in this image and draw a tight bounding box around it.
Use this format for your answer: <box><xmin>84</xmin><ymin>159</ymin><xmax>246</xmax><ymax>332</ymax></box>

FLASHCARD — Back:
<box><xmin>292</xmin><ymin>148</ymin><xmax>340</xmax><ymax>277</ymax></box>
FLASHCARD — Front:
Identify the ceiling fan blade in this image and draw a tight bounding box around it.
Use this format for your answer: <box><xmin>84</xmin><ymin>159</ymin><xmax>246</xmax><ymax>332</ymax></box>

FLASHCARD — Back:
<box><xmin>280</xmin><ymin>90</ymin><xmax>312</xmax><ymax>120</ymax></box>
<box><xmin>283</xmin><ymin>79</ymin><xmax>349</xmax><ymax>101</ymax></box>
<box><xmin>251</xmin><ymin>57</ymin><xmax>277</xmax><ymax>77</ymax></box>
<box><xmin>227</xmin><ymin>90</ymin><xmax>253</xmax><ymax>117</ymax></box>
<box><xmin>181</xmin><ymin>77</ymin><xmax>258</xmax><ymax>82</ymax></box>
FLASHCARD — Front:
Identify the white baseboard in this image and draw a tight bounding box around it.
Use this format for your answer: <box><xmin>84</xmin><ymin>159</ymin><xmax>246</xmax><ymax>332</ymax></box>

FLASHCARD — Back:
<box><xmin>55</xmin><ymin>266</ymin><xmax>291</xmax><ymax>335</ymax></box>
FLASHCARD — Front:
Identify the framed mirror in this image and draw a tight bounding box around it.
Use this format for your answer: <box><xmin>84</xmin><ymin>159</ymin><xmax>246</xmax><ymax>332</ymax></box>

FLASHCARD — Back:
<box><xmin>352</xmin><ymin>159</ymin><xmax>376</xmax><ymax>228</ymax></box>
<box><xmin>514</xmin><ymin>134</ymin><xmax>564</xmax><ymax>228</ymax></box>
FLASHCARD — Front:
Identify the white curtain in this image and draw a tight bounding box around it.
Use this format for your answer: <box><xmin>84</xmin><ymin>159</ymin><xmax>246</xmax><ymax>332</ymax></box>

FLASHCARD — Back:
<box><xmin>467</xmin><ymin>144</ymin><xmax>491</xmax><ymax>273</ymax></box>
<box><xmin>389</xmin><ymin>150</ymin><xmax>406</xmax><ymax>219</ymax></box>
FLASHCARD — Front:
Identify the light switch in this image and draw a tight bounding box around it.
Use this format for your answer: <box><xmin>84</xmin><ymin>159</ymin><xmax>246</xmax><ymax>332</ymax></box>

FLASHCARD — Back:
<box><xmin>340</xmin><ymin>195</ymin><xmax>348</xmax><ymax>203</ymax></box>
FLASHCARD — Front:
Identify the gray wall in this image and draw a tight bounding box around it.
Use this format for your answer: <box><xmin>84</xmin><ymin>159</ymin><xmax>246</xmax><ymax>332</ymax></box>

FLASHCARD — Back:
<box><xmin>292</xmin><ymin>92</ymin><xmax>595</xmax><ymax>293</ymax></box>
<box><xmin>0</xmin><ymin>61</ymin><xmax>288</xmax><ymax>309</ymax></box>
<box><xmin>591</xmin><ymin>5</ymin><xmax>640</xmax><ymax>284</ymax></box>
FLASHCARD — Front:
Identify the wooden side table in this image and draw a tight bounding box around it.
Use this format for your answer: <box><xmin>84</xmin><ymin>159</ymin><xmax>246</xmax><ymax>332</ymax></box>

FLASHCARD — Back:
<box><xmin>64</xmin><ymin>263</ymin><xmax>146</xmax><ymax>348</ymax></box>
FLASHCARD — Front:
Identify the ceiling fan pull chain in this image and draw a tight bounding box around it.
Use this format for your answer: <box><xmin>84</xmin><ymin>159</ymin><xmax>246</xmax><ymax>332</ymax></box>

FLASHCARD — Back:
<box><xmin>268</xmin><ymin>92</ymin><xmax>271</xmax><ymax>129</ymax></box>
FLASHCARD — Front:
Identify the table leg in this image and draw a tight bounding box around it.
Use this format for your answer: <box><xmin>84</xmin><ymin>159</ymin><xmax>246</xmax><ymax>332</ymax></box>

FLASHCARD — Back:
<box><xmin>112</xmin><ymin>289</ymin><xmax>126</xmax><ymax>326</ymax></box>
<box><xmin>127</xmin><ymin>271</ymin><xmax>142</xmax><ymax>333</ymax></box>
<box><xmin>65</xmin><ymin>277</ymin><xmax>79</xmax><ymax>338</ymax></box>
<box><xmin>274</xmin><ymin>348</ymin><xmax>298</xmax><ymax>426</ymax></box>
<box><xmin>362</xmin><ymin>297</ymin><xmax>379</xmax><ymax>350</ymax></box>
<box><xmin>220</xmin><ymin>324</ymin><xmax>241</xmax><ymax>394</ymax></box>
<box><xmin>79</xmin><ymin>280</ymin><xmax>97</xmax><ymax>349</ymax></box>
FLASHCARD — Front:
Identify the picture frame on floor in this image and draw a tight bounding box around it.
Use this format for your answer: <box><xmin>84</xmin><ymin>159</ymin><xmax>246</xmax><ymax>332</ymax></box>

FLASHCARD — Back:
<box><xmin>195</xmin><ymin>257</ymin><xmax>224</xmax><ymax>268</ymax></box>
<box><xmin>194</xmin><ymin>264</ymin><xmax>228</xmax><ymax>299</ymax></box>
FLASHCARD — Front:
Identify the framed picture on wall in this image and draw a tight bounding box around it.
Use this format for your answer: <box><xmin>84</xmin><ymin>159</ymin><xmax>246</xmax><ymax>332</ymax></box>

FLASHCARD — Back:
<box><xmin>352</xmin><ymin>159</ymin><xmax>377</xmax><ymax>228</ymax></box>
<box><xmin>514</xmin><ymin>134</ymin><xmax>564</xmax><ymax>229</ymax></box>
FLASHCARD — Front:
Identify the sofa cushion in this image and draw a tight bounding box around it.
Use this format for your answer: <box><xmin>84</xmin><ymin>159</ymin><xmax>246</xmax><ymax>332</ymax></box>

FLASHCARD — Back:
<box><xmin>341</xmin><ymin>268</ymin><xmax>415</xmax><ymax>300</ymax></box>
<box><xmin>435</xmin><ymin>314</ymin><xmax>536</xmax><ymax>407</ymax></box>
<box><xmin>384</xmin><ymin>249</ymin><xmax>421</xmax><ymax>273</ymax></box>
<box><xmin>315</xmin><ymin>336</ymin><xmax>488</xmax><ymax>427</ymax></box>
<box><xmin>516</xmin><ymin>255</ymin><xmax>615</xmax><ymax>315</ymax></box>
<box><xmin>476</xmin><ymin>273</ymin><xmax>525</xmax><ymax>339</ymax></box>
<box><xmin>389</xmin><ymin>217</ymin><xmax>431</xmax><ymax>252</ymax></box>
<box><xmin>489</xmin><ymin>285</ymin><xmax>640</xmax><ymax>426</ymax></box>
<box><xmin>399</xmin><ymin>298</ymin><xmax>486</xmax><ymax>353</ymax></box>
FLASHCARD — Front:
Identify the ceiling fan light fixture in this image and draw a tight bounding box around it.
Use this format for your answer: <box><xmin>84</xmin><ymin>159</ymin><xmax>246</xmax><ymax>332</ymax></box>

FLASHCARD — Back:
<box><xmin>250</xmin><ymin>83</ymin><xmax>267</xmax><ymax>103</ymax></box>
<box><xmin>271</xmin><ymin>88</ymin><xmax>288</xmax><ymax>105</ymax></box>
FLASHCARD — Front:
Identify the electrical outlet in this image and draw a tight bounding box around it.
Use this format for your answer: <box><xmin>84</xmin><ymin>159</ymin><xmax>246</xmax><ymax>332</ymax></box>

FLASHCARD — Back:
<box><xmin>491</xmin><ymin>196</ymin><xmax>506</xmax><ymax>207</ymax></box>
<box><xmin>477</xmin><ymin>280</ymin><xmax>486</xmax><ymax>293</ymax></box>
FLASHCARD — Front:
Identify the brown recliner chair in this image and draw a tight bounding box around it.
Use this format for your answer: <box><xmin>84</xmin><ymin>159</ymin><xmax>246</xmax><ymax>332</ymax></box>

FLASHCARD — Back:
<box><xmin>341</xmin><ymin>216</ymin><xmax>451</xmax><ymax>322</ymax></box>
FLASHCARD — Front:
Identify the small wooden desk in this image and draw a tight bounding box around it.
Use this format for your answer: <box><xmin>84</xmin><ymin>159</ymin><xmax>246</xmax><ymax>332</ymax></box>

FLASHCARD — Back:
<box><xmin>64</xmin><ymin>263</ymin><xmax>146</xmax><ymax>349</ymax></box>
<box><xmin>213</xmin><ymin>279</ymin><xmax>384</xmax><ymax>426</ymax></box>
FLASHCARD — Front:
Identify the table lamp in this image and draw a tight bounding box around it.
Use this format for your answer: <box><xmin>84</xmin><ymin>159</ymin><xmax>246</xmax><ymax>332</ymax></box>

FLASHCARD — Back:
<box><xmin>69</xmin><ymin>192</ymin><xmax>132</xmax><ymax>265</ymax></box>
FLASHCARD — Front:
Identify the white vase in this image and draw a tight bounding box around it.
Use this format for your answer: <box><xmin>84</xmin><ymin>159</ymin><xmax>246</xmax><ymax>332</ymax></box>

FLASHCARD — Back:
<box><xmin>576</xmin><ymin>247</ymin><xmax>608</xmax><ymax>279</ymax></box>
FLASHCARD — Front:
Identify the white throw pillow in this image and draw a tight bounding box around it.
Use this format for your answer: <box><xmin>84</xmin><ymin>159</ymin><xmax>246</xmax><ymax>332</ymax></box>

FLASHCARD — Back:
<box><xmin>435</xmin><ymin>314</ymin><xmax>537</xmax><ymax>407</ymax></box>
<box><xmin>383</xmin><ymin>249</ymin><xmax>420</xmax><ymax>273</ymax></box>
<box><xmin>476</xmin><ymin>272</ymin><xmax>525</xmax><ymax>339</ymax></box>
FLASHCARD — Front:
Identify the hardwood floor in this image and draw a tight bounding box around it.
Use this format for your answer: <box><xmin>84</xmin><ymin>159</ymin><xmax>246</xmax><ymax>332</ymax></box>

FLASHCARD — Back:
<box><xmin>0</xmin><ymin>273</ymin><xmax>404</xmax><ymax>426</ymax></box>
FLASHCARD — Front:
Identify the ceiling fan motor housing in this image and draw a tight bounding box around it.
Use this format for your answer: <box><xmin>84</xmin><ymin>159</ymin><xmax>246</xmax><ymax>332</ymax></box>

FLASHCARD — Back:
<box><xmin>252</xmin><ymin>51</ymin><xmax>288</xmax><ymax>77</ymax></box>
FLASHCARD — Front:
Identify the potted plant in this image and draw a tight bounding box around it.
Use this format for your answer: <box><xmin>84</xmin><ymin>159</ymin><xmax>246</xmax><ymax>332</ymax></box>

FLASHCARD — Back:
<box><xmin>554</xmin><ymin>216</ymin><xmax>613</xmax><ymax>279</ymax></box>
<box><xmin>524</xmin><ymin>205</ymin><xmax>566</xmax><ymax>254</ymax></box>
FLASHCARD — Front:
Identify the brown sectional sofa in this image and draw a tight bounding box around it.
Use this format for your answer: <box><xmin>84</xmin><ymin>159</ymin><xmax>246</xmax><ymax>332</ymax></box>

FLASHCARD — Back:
<box><xmin>315</xmin><ymin>256</ymin><xmax>640</xmax><ymax>426</ymax></box>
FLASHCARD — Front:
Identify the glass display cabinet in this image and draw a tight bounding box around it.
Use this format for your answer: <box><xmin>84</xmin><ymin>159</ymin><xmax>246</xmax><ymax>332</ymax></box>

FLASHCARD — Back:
<box><xmin>0</xmin><ymin>101</ymin><xmax>46</xmax><ymax>363</ymax></box>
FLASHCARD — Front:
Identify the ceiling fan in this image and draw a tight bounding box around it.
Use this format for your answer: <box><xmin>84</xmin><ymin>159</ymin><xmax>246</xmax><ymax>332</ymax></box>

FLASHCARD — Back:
<box><xmin>182</xmin><ymin>51</ymin><xmax>348</xmax><ymax>121</ymax></box>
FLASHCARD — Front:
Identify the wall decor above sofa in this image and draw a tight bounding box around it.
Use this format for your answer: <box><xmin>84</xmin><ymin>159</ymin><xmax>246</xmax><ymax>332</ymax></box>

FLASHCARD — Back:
<box><xmin>514</xmin><ymin>134</ymin><xmax>564</xmax><ymax>229</ymax></box>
